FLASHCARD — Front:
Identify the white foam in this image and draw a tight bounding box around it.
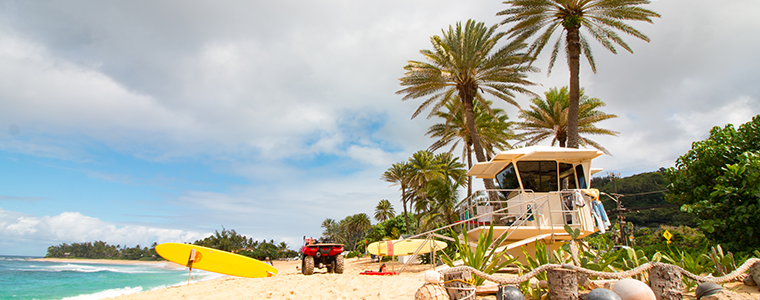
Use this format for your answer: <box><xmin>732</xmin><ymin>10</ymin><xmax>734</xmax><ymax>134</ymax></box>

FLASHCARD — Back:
<box><xmin>16</xmin><ymin>263</ymin><xmax>161</xmax><ymax>274</ymax></box>
<box><xmin>60</xmin><ymin>286</ymin><xmax>143</xmax><ymax>300</ymax></box>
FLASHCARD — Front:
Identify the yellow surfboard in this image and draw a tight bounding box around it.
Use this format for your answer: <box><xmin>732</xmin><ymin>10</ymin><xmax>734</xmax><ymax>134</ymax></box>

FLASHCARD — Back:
<box><xmin>367</xmin><ymin>239</ymin><xmax>447</xmax><ymax>256</ymax></box>
<box><xmin>156</xmin><ymin>243</ymin><xmax>278</xmax><ymax>278</ymax></box>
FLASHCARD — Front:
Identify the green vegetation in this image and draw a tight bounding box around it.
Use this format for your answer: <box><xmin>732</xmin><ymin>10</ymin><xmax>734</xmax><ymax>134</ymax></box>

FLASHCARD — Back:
<box><xmin>591</xmin><ymin>171</ymin><xmax>694</xmax><ymax>228</ymax></box>
<box><xmin>518</xmin><ymin>86</ymin><xmax>618</xmax><ymax>154</ymax></box>
<box><xmin>499</xmin><ymin>0</ymin><xmax>659</xmax><ymax>148</ymax></box>
<box><xmin>397</xmin><ymin>19</ymin><xmax>536</xmax><ymax>193</ymax></box>
<box><xmin>45</xmin><ymin>228</ymin><xmax>299</xmax><ymax>260</ymax></box>
<box><xmin>193</xmin><ymin>228</ymin><xmax>298</xmax><ymax>260</ymax></box>
<box><xmin>45</xmin><ymin>241</ymin><xmax>160</xmax><ymax>260</ymax></box>
<box><xmin>441</xmin><ymin>225</ymin><xmax>517</xmax><ymax>286</ymax></box>
<box><xmin>320</xmin><ymin>213</ymin><xmax>372</xmax><ymax>251</ymax></box>
<box><xmin>666</xmin><ymin>115</ymin><xmax>760</xmax><ymax>253</ymax></box>
<box><xmin>373</xmin><ymin>199</ymin><xmax>395</xmax><ymax>222</ymax></box>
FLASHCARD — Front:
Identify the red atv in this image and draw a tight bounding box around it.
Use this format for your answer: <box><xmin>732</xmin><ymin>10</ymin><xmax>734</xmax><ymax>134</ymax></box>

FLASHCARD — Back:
<box><xmin>300</xmin><ymin>239</ymin><xmax>344</xmax><ymax>275</ymax></box>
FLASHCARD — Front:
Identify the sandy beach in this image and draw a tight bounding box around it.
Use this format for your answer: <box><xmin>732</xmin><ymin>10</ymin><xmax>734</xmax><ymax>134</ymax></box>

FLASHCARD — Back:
<box><xmin>107</xmin><ymin>257</ymin><xmax>432</xmax><ymax>300</ymax></box>
<box><xmin>32</xmin><ymin>257</ymin><xmax>760</xmax><ymax>299</ymax></box>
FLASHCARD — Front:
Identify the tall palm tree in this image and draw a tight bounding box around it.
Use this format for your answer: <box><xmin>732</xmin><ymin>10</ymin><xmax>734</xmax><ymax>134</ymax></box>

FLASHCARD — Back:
<box><xmin>320</xmin><ymin>218</ymin><xmax>338</xmax><ymax>242</ymax></box>
<box><xmin>518</xmin><ymin>86</ymin><xmax>619</xmax><ymax>154</ymax></box>
<box><xmin>382</xmin><ymin>161</ymin><xmax>414</xmax><ymax>234</ymax></box>
<box><xmin>498</xmin><ymin>0</ymin><xmax>659</xmax><ymax>148</ymax></box>
<box><xmin>415</xmin><ymin>153</ymin><xmax>466</xmax><ymax>231</ymax></box>
<box><xmin>397</xmin><ymin>20</ymin><xmax>537</xmax><ymax>192</ymax></box>
<box><xmin>417</xmin><ymin>177</ymin><xmax>463</xmax><ymax>231</ymax></box>
<box><xmin>374</xmin><ymin>199</ymin><xmax>396</xmax><ymax>222</ymax></box>
<box><xmin>341</xmin><ymin>213</ymin><xmax>371</xmax><ymax>251</ymax></box>
<box><xmin>427</xmin><ymin>99</ymin><xmax>517</xmax><ymax>196</ymax></box>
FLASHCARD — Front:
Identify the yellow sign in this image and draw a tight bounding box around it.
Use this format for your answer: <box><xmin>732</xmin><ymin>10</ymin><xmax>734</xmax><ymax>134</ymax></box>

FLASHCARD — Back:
<box><xmin>663</xmin><ymin>230</ymin><xmax>673</xmax><ymax>244</ymax></box>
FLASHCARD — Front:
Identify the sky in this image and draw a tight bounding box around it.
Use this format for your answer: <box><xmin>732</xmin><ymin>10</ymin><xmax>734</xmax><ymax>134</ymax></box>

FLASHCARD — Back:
<box><xmin>1</xmin><ymin>0</ymin><xmax>758</xmax><ymax>256</ymax></box>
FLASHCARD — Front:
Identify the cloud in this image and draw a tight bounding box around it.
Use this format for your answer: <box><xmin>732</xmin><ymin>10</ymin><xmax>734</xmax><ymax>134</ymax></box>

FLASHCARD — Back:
<box><xmin>0</xmin><ymin>208</ymin><xmax>208</xmax><ymax>251</ymax></box>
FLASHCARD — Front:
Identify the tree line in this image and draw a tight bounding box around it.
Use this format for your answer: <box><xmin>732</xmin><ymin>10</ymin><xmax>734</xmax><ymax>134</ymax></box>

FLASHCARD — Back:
<box><xmin>45</xmin><ymin>228</ymin><xmax>299</xmax><ymax>260</ymax></box>
<box><xmin>45</xmin><ymin>241</ymin><xmax>159</xmax><ymax>260</ymax></box>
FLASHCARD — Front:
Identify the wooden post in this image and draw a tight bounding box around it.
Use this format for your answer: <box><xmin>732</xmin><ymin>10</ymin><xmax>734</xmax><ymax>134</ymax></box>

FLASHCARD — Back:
<box><xmin>443</xmin><ymin>270</ymin><xmax>473</xmax><ymax>300</ymax></box>
<box><xmin>649</xmin><ymin>264</ymin><xmax>682</xmax><ymax>300</ymax></box>
<box><xmin>749</xmin><ymin>261</ymin><xmax>760</xmax><ymax>289</ymax></box>
<box><xmin>547</xmin><ymin>268</ymin><xmax>577</xmax><ymax>300</ymax></box>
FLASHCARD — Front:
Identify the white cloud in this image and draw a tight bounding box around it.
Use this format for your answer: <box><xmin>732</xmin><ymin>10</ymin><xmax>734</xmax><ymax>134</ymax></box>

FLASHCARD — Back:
<box><xmin>668</xmin><ymin>95</ymin><xmax>757</xmax><ymax>139</ymax></box>
<box><xmin>0</xmin><ymin>208</ymin><xmax>208</xmax><ymax>250</ymax></box>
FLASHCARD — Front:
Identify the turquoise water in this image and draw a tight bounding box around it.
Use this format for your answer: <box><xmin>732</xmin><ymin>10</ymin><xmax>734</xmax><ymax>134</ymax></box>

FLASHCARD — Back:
<box><xmin>0</xmin><ymin>256</ymin><xmax>221</xmax><ymax>300</ymax></box>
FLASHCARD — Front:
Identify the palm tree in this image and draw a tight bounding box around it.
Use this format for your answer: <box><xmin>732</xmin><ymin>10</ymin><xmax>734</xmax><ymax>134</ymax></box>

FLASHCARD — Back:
<box><xmin>374</xmin><ymin>199</ymin><xmax>396</xmax><ymax>222</ymax></box>
<box><xmin>498</xmin><ymin>0</ymin><xmax>659</xmax><ymax>148</ymax></box>
<box><xmin>414</xmin><ymin>153</ymin><xmax>466</xmax><ymax>231</ymax></box>
<box><xmin>341</xmin><ymin>213</ymin><xmax>372</xmax><ymax>251</ymax></box>
<box><xmin>427</xmin><ymin>99</ymin><xmax>517</xmax><ymax>196</ymax></box>
<box><xmin>397</xmin><ymin>20</ymin><xmax>537</xmax><ymax>192</ymax></box>
<box><xmin>518</xmin><ymin>86</ymin><xmax>619</xmax><ymax>154</ymax></box>
<box><xmin>321</xmin><ymin>218</ymin><xmax>339</xmax><ymax>242</ymax></box>
<box><xmin>381</xmin><ymin>161</ymin><xmax>414</xmax><ymax>234</ymax></box>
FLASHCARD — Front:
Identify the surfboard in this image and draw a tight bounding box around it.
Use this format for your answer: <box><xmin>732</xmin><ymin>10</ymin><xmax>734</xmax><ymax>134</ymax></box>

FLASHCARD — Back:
<box><xmin>155</xmin><ymin>243</ymin><xmax>278</xmax><ymax>278</ymax></box>
<box><xmin>366</xmin><ymin>239</ymin><xmax>447</xmax><ymax>256</ymax></box>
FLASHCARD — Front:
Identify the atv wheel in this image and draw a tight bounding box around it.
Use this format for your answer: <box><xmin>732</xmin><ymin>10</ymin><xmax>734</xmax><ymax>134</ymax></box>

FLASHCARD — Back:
<box><xmin>326</xmin><ymin>258</ymin><xmax>334</xmax><ymax>273</ymax></box>
<box><xmin>302</xmin><ymin>256</ymin><xmax>314</xmax><ymax>275</ymax></box>
<box><xmin>334</xmin><ymin>255</ymin><xmax>344</xmax><ymax>274</ymax></box>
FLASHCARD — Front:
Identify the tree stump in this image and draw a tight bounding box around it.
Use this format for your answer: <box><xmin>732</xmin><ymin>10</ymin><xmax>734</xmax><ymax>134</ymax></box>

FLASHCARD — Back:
<box><xmin>547</xmin><ymin>268</ymin><xmax>578</xmax><ymax>300</ymax></box>
<box><xmin>649</xmin><ymin>264</ymin><xmax>682</xmax><ymax>300</ymax></box>
<box><xmin>443</xmin><ymin>270</ymin><xmax>474</xmax><ymax>300</ymax></box>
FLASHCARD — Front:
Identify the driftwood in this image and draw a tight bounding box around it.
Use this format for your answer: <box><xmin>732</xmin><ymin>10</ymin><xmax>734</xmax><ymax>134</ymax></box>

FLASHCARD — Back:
<box><xmin>547</xmin><ymin>268</ymin><xmax>577</xmax><ymax>300</ymax></box>
<box><xmin>443</xmin><ymin>269</ymin><xmax>474</xmax><ymax>300</ymax></box>
<box><xmin>649</xmin><ymin>264</ymin><xmax>682</xmax><ymax>300</ymax></box>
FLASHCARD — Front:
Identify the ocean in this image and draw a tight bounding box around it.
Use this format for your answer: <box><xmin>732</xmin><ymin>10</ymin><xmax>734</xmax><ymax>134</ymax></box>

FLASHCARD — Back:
<box><xmin>0</xmin><ymin>255</ymin><xmax>221</xmax><ymax>300</ymax></box>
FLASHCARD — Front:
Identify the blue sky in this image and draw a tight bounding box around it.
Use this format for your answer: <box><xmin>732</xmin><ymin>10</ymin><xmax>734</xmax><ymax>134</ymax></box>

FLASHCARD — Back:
<box><xmin>1</xmin><ymin>0</ymin><xmax>759</xmax><ymax>256</ymax></box>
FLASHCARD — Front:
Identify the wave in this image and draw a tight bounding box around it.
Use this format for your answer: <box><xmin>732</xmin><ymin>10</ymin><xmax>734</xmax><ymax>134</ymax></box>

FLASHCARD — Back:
<box><xmin>12</xmin><ymin>263</ymin><xmax>163</xmax><ymax>274</ymax></box>
<box><xmin>0</xmin><ymin>256</ymin><xmax>37</xmax><ymax>261</ymax></box>
<box><xmin>60</xmin><ymin>286</ymin><xmax>143</xmax><ymax>300</ymax></box>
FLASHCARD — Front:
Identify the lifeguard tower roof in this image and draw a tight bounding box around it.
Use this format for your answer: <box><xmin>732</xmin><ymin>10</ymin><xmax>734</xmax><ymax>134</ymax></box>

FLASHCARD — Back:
<box><xmin>467</xmin><ymin>146</ymin><xmax>604</xmax><ymax>179</ymax></box>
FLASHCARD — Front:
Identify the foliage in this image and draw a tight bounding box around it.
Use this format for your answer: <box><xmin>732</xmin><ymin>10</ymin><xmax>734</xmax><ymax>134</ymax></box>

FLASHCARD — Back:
<box><xmin>441</xmin><ymin>224</ymin><xmax>517</xmax><ymax>286</ymax></box>
<box><xmin>364</xmin><ymin>213</ymin><xmax>417</xmax><ymax>245</ymax></box>
<box><xmin>706</xmin><ymin>245</ymin><xmax>737</xmax><ymax>277</ymax></box>
<box><xmin>374</xmin><ymin>199</ymin><xmax>396</xmax><ymax>222</ymax></box>
<box><xmin>194</xmin><ymin>228</ymin><xmax>298</xmax><ymax>260</ymax></box>
<box><xmin>633</xmin><ymin>225</ymin><xmax>710</xmax><ymax>256</ymax></box>
<box><xmin>382</xmin><ymin>161</ymin><xmax>415</xmax><ymax>234</ymax></box>
<box><xmin>518</xmin><ymin>86</ymin><xmax>618</xmax><ymax>154</ymax></box>
<box><xmin>661</xmin><ymin>247</ymin><xmax>712</xmax><ymax>292</ymax></box>
<box><xmin>397</xmin><ymin>19</ymin><xmax>535</xmax><ymax>195</ymax></box>
<box><xmin>323</xmin><ymin>213</ymin><xmax>372</xmax><ymax>251</ymax></box>
<box><xmin>666</xmin><ymin>115</ymin><xmax>760</xmax><ymax>252</ymax></box>
<box><xmin>194</xmin><ymin>228</ymin><xmax>250</xmax><ymax>252</ymax></box>
<box><xmin>610</xmin><ymin>247</ymin><xmax>664</xmax><ymax>283</ymax></box>
<box><xmin>517</xmin><ymin>240</ymin><xmax>550</xmax><ymax>299</ymax></box>
<box><xmin>427</xmin><ymin>100</ymin><xmax>516</xmax><ymax>171</ymax></box>
<box><xmin>45</xmin><ymin>241</ymin><xmax>159</xmax><ymax>260</ymax></box>
<box><xmin>498</xmin><ymin>0</ymin><xmax>659</xmax><ymax>148</ymax></box>
<box><xmin>591</xmin><ymin>171</ymin><xmax>695</xmax><ymax>228</ymax></box>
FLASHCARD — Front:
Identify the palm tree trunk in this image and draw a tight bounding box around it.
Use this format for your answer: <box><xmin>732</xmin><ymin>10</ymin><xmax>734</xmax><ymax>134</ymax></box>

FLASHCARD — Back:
<box><xmin>566</xmin><ymin>26</ymin><xmax>581</xmax><ymax>149</ymax></box>
<box><xmin>401</xmin><ymin>184</ymin><xmax>411</xmax><ymax>234</ymax></box>
<box><xmin>461</xmin><ymin>88</ymin><xmax>500</xmax><ymax>208</ymax></box>
<box><xmin>466</xmin><ymin>143</ymin><xmax>472</xmax><ymax>197</ymax></box>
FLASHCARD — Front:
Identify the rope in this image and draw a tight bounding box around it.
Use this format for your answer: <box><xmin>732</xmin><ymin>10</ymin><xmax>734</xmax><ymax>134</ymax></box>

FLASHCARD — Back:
<box><xmin>438</xmin><ymin>258</ymin><xmax>760</xmax><ymax>285</ymax></box>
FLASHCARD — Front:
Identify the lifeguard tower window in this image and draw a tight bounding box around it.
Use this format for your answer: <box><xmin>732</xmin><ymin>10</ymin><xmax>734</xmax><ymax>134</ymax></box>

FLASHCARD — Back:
<box><xmin>576</xmin><ymin>165</ymin><xmax>587</xmax><ymax>189</ymax></box>
<box><xmin>559</xmin><ymin>163</ymin><xmax>577</xmax><ymax>190</ymax></box>
<box><xmin>495</xmin><ymin>163</ymin><xmax>520</xmax><ymax>199</ymax></box>
<box><xmin>517</xmin><ymin>161</ymin><xmax>558</xmax><ymax>192</ymax></box>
